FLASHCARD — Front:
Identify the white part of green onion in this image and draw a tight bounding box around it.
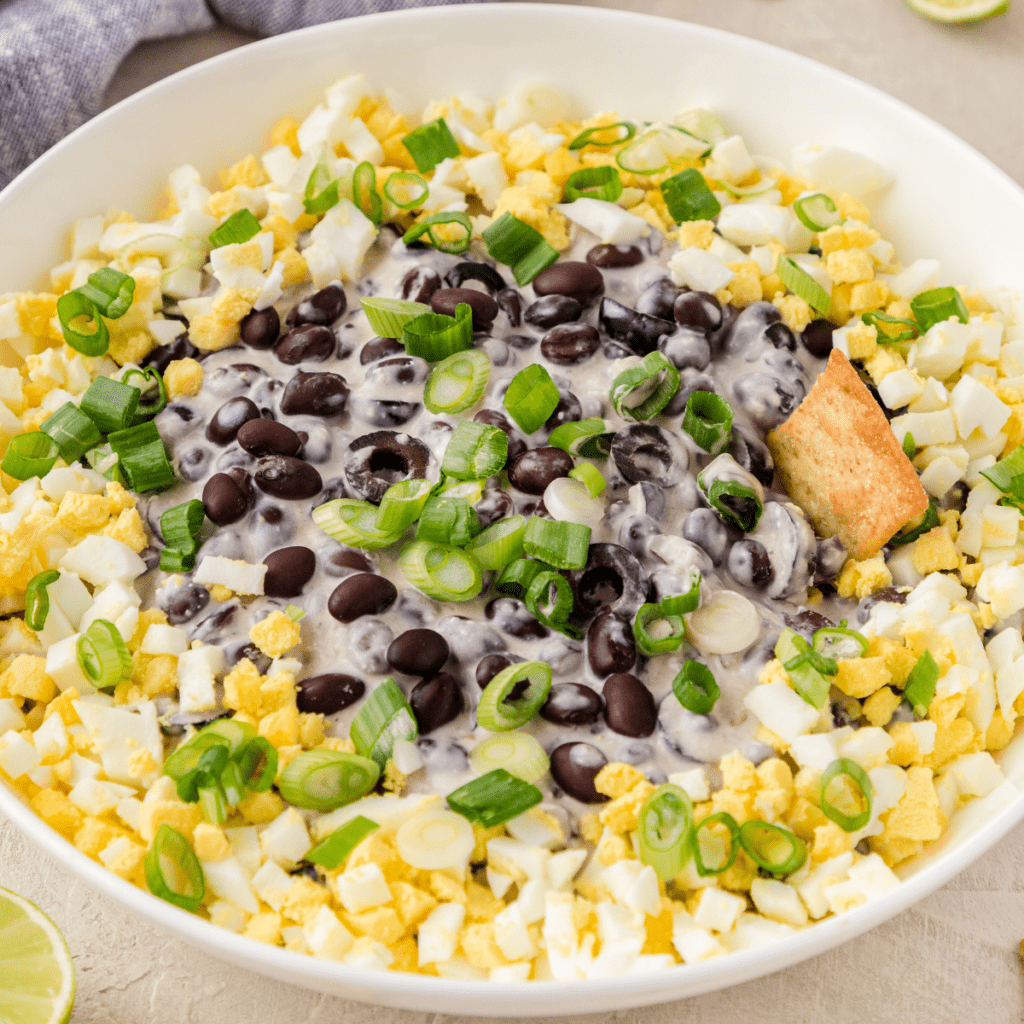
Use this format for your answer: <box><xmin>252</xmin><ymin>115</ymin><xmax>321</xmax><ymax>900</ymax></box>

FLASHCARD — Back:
<box><xmin>396</xmin><ymin>808</ymin><xmax>475</xmax><ymax>870</ymax></box>
<box><xmin>470</xmin><ymin>732</ymin><xmax>550</xmax><ymax>784</ymax></box>
<box><xmin>542</xmin><ymin>477</ymin><xmax>605</xmax><ymax>530</ymax></box>
<box><xmin>685</xmin><ymin>590</ymin><xmax>761</xmax><ymax>655</ymax></box>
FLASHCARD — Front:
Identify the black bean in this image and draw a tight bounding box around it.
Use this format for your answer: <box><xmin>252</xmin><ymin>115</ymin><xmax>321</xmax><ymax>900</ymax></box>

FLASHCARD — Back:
<box><xmin>297</xmin><ymin>673</ymin><xmax>364</xmax><ymax>715</ymax></box>
<box><xmin>328</xmin><ymin>573</ymin><xmax>398</xmax><ymax>623</ymax></box>
<box><xmin>237</xmin><ymin>418</ymin><xmax>302</xmax><ymax>457</ymax></box>
<box><xmin>570</xmin><ymin>543</ymin><xmax>649</xmax><ymax>619</ymax></box>
<box><xmin>410</xmin><ymin>672</ymin><xmax>464</xmax><ymax>733</ymax></box>
<box><xmin>635</xmin><ymin>278</ymin><xmax>679</xmax><ymax>321</ymax></box>
<box><xmin>496</xmin><ymin>288</ymin><xmax>522</xmax><ymax>326</ymax></box>
<box><xmin>250</xmin><ymin>503</ymin><xmax>295</xmax><ymax>547</ymax></box>
<box><xmin>857</xmin><ymin>586</ymin><xmax>908</xmax><ymax>623</ymax></box>
<box><xmin>545</xmin><ymin>392</ymin><xmax>582</xmax><ymax>433</ymax></box>
<box><xmin>254</xmin><ymin>456</ymin><xmax>322</xmax><ymax>499</ymax></box>
<box><xmin>611</xmin><ymin>423</ymin><xmax>689</xmax><ymax>486</ymax></box>
<box><xmin>177</xmin><ymin>445</ymin><xmax>212</xmax><ymax>482</ymax></box>
<box><xmin>505</xmin><ymin>332</ymin><xmax>535</xmax><ymax>350</ymax></box>
<box><xmin>280</xmin><ymin>371</ymin><xmax>349</xmax><ymax>417</ymax></box>
<box><xmin>541</xmin><ymin>682</ymin><xmax>603</xmax><ymax>726</ymax></box>
<box><xmin>363</xmin><ymin>355</ymin><xmax>429</xmax><ymax>388</ymax></box>
<box><xmin>618</xmin><ymin>514</ymin><xmax>659</xmax><ymax>558</ymax></box>
<box><xmin>715</xmin><ymin>301</ymin><xmax>782</xmax><ymax>355</ymax></box>
<box><xmin>508</xmin><ymin>446</ymin><xmax>574</xmax><ymax>494</ymax></box>
<box><xmin>475</xmin><ymin>487</ymin><xmax>515</xmax><ymax>529</ymax></box>
<box><xmin>201</xmin><ymin>472</ymin><xmax>251</xmax><ymax>526</ymax></box>
<box><xmin>784</xmin><ymin>609</ymin><xmax>834</xmax><ymax>640</ymax></box>
<box><xmin>240</xmin><ymin>306</ymin><xmax>281</xmax><ymax>349</ymax></box>
<box><xmin>532</xmin><ymin>262</ymin><xmax>604</xmax><ymax>305</ymax></box>
<box><xmin>586</xmin><ymin>244</ymin><xmax>643</xmax><ymax>269</ymax></box>
<box><xmin>326</xmin><ymin>548</ymin><xmax>374</xmax><ymax>576</ymax></box>
<box><xmin>485</xmin><ymin>597</ymin><xmax>549</xmax><ymax>640</ymax></box>
<box><xmin>286</xmin><ymin>284</ymin><xmax>347</xmax><ymax>327</ymax></box>
<box><xmin>659</xmin><ymin>328</ymin><xmax>711</xmax><ymax>371</ymax></box>
<box><xmin>430</xmin><ymin>287</ymin><xmax>498</xmax><ymax>330</ymax></box>
<box><xmin>541</xmin><ymin>323</ymin><xmax>600</xmax><ymax>365</ymax></box>
<box><xmin>815</xmin><ymin>537</ymin><xmax>847</xmax><ymax>581</ymax></box>
<box><xmin>275</xmin><ymin>324</ymin><xmax>336</xmax><ymax>364</ymax></box>
<box><xmin>683</xmin><ymin>508</ymin><xmax>730</xmax><ymax>566</ymax></box>
<box><xmin>388</xmin><ymin>628</ymin><xmax>450</xmax><ymax>677</ymax></box>
<box><xmin>262</xmin><ymin>546</ymin><xmax>316</xmax><ymax>598</ymax></box>
<box><xmin>160</xmin><ymin>581</ymin><xmax>210</xmax><ymax>625</ymax></box>
<box><xmin>600</xmin><ymin>296</ymin><xmax>675</xmax><ymax>356</ymax></box>
<box><xmin>765</xmin><ymin>321</ymin><xmax>798</xmax><ymax>351</ymax></box>
<box><xmin>342</xmin><ymin>431</ymin><xmax>433</xmax><ymax>504</ymax></box>
<box><xmin>524</xmin><ymin>295</ymin><xmax>581</xmax><ymax>329</ymax></box>
<box><xmin>143</xmin><ymin>334</ymin><xmax>198</xmax><ymax>374</ymax></box>
<box><xmin>347</xmin><ymin>618</ymin><xmax>395</xmax><ymax>675</ymax></box>
<box><xmin>603</xmin><ymin>673</ymin><xmax>657</xmax><ymax>737</ymax></box>
<box><xmin>587</xmin><ymin>609</ymin><xmax>636</xmax><ymax>677</ymax></box>
<box><xmin>399</xmin><ymin>267</ymin><xmax>442</xmax><ymax>305</ymax></box>
<box><xmin>444</xmin><ymin>262</ymin><xmax>506</xmax><ymax>294</ymax></box>
<box><xmin>232</xmin><ymin>641</ymin><xmax>271</xmax><ymax>675</ymax></box>
<box><xmin>215</xmin><ymin>447</ymin><xmax>253</xmax><ymax>473</ymax></box>
<box><xmin>732</xmin><ymin>372</ymin><xmax>804</xmax><ymax>430</ymax></box>
<box><xmin>475</xmin><ymin>653</ymin><xmax>518</xmax><ymax>689</ymax></box>
<box><xmin>474</xmin><ymin>410</ymin><xmax>526</xmax><ymax>467</ymax></box>
<box><xmin>549</xmin><ymin>742</ymin><xmax>608</xmax><ymax>803</ymax></box>
<box><xmin>673</xmin><ymin>290</ymin><xmax>722</xmax><ymax>333</ymax></box>
<box><xmin>802</xmin><ymin>318</ymin><xmax>835</xmax><ymax>358</ymax></box>
<box><xmin>728</xmin><ymin>429</ymin><xmax>776</xmax><ymax>488</ymax></box>
<box><xmin>727</xmin><ymin>539</ymin><xmax>774</xmax><ymax>588</ymax></box>
<box><xmin>360</xmin><ymin>337</ymin><xmax>405</xmax><ymax>364</ymax></box>
<box><xmin>207</xmin><ymin>397</ymin><xmax>260</xmax><ymax>446</ymax></box>
<box><xmin>351</xmin><ymin>396</ymin><xmax>421</xmax><ymax>428</ymax></box>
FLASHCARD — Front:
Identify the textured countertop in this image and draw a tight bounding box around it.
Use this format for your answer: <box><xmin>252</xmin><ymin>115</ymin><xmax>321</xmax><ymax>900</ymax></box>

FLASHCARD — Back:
<box><xmin>3</xmin><ymin>1</ymin><xmax>1024</xmax><ymax>1021</ymax></box>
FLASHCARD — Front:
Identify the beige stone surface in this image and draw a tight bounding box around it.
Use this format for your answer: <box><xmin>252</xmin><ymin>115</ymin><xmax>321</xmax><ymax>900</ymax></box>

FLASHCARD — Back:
<box><xmin>4</xmin><ymin>1</ymin><xmax>1024</xmax><ymax>1020</ymax></box>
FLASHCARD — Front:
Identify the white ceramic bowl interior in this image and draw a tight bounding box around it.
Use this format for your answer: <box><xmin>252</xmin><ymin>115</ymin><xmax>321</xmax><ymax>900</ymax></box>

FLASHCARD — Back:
<box><xmin>2</xmin><ymin>4</ymin><xmax>1023</xmax><ymax>1014</ymax></box>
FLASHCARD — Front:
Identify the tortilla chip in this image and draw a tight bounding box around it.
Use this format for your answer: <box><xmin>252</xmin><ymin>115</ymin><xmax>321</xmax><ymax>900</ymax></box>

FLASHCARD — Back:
<box><xmin>767</xmin><ymin>350</ymin><xmax>928</xmax><ymax>560</ymax></box>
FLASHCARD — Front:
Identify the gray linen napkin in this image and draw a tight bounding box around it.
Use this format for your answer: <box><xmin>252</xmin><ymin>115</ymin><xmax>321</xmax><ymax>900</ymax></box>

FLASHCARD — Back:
<box><xmin>0</xmin><ymin>0</ymin><xmax>483</xmax><ymax>190</ymax></box>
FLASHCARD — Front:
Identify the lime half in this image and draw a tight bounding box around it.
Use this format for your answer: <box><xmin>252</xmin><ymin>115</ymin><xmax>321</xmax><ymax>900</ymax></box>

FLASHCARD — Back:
<box><xmin>0</xmin><ymin>888</ymin><xmax>75</xmax><ymax>1024</ymax></box>
<box><xmin>904</xmin><ymin>0</ymin><xmax>1009</xmax><ymax>23</ymax></box>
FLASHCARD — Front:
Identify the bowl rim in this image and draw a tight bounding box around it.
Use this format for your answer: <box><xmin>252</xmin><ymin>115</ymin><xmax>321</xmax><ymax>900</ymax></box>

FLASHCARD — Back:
<box><xmin>2</xmin><ymin>2</ymin><xmax>1024</xmax><ymax>1012</ymax></box>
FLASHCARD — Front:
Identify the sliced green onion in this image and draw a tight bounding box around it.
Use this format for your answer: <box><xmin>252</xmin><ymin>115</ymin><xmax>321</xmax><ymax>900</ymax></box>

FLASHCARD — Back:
<box><xmin>888</xmin><ymin>499</ymin><xmax>940</xmax><ymax>547</ymax></box>
<box><xmin>673</xmin><ymin>109</ymin><xmax>730</xmax><ymax>145</ymax></box>
<box><xmin>682</xmin><ymin>391</ymin><xmax>733</xmax><ymax>455</ymax></box>
<box><xmin>77</xmin><ymin>267</ymin><xmax>136</xmax><ymax>319</ymax></box>
<box><xmin>145</xmin><ymin>823</ymin><xmax>205</xmax><ymax>912</ymax></box>
<box><xmin>615</xmin><ymin>125</ymin><xmax>709</xmax><ymax>176</ymax></box>
<box><xmin>1</xmin><ymin>432</ymin><xmax>59</xmax><ymax>480</ymax></box>
<box><xmin>238</xmin><ymin>736</ymin><xmax>278</xmax><ymax>793</ymax></box>
<box><xmin>634</xmin><ymin>603</ymin><xmax>686</xmax><ymax>657</ymax></box>
<box><xmin>399</xmin><ymin>541</ymin><xmax>483</xmax><ymax>602</ymax></box>
<box><xmin>904</xmin><ymin>650</ymin><xmax>939</xmax><ymax>718</ymax></box>
<box><xmin>523</xmin><ymin>516</ymin><xmax>591</xmax><ymax>571</ymax></box>
<box><xmin>285</xmin><ymin>604</ymin><xmax>305</xmax><ymax>622</ymax></box>
<box><xmin>981</xmin><ymin>445</ymin><xmax>1024</xmax><ymax>499</ymax></box>
<box><xmin>350</xmin><ymin>677</ymin><xmax>418</xmax><ymax>767</ymax></box>
<box><xmin>423</xmin><ymin>349</ymin><xmax>491</xmax><ymax>415</ymax></box>
<box><xmin>77</xmin><ymin>619</ymin><xmax>133</xmax><ymax>689</ymax></box>
<box><xmin>637</xmin><ymin>783</ymin><xmax>695</xmax><ymax>880</ymax></box>
<box><xmin>819</xmin><ymin>757</ymin><xmax>873</xmax><ymax>833</ymax></box>
<box><xmin>312</xmin><ymin>498</ymin><xmax>405</xmax><ymax>550</ymax></box>
<box><xmin>738</xmin><ymin>821</ymin><xmax>806</xmax><ymax>876</ymax></box>
<box><xmin>360</xmin><ymin>296</ymin><xmax>431</xmax><ymax>339</ymax></box>
<box><xmin>660</xmin><ymin>569</ymin><xmax>702</xmax><ymax>615</ymax></box>
<box><xmin>121</xmin><ymin>366</ymin><xmax>167</xmax><ymax>419</ymax></box>
<box><xmin>402</xmin><ymin>117</ymin><xmax>461</xmax><ymax>173</ymax></box>
<box><xmin>525</xmin><ymin>570</ymin><xmax>583</xmax><ymax>640</ymax></box>
<box><xmin>569</xmin><ymin>462</ymin><xmax>606</xmax><ymax>498</ymax></box>
<box><xmin>107</xmin><ymin>421</ymin><xmax>175</xmax><ymax>493</ymax></box>
<box><xmin>81</xmin><ymin>376</ymin><xmax>141</xmax><ymax>434</ymax></box>
<box><xmin>568</xmin><ymin>122</ymin><xmax>636</xmax><ymax>150</ymax></box>
<box><xmin>375</xmin><ymin>478</ymin><xmax>432</xmax><ymax>533</ymax></box>
<box><xmin>278</xmin><ymin>749</ymin><xmax>380</xmax><ymax>811</ymax></box>
<box><xmin>813</xmin><ymin>624</ymin><xmax>869</xmax><ymax>660</ymax></box>
<box><xmin>384</xmin><ymin>171</ymin><xmax>430</xmax><ymax>209</ymax></box>
<box><xmin>163</xmin><ymin>732</ymin><xmax>231</xmax><ymax>784</ymax></box>
<box><xmin>415</xmin><ymin>495</ymin><xmax>480</xmax><ymax>547</ymax></box>
<box><xmin>548</xmin><ymin>418</ymin><xmax>615</xmax><ymax>459</ymax></box>
<box><xmin>56</xmin><ymin>291</ymin><xmax>109</xmax><ymax>356</ymax></box>
<box><xmin>352</xmin><ymin>161</ymin><xmax>383</xmax><ymax>225</ymax></box>
<box><xmin>464</xmin><ymin>515</ymin><xmax>526</xmax><ymax>570</ymax></box>
<box><xmin>778</xmin><ymin>256</ymin><xmax>831</xmax><ymax>316</ymax></box>
<box><xmin>862</xmin><ymin>309</ymin><xmax>919</xmax><ymax>344</ymax></box>
<box><xmin>304</xmin><ymin>157</ymin><xmax>340</xmax><ymax>216</ymax></box>
<box><xmin>477</xmin><ymin>660</ymin><xmax>553</xmax><ymax>732</ymax></box>
<box><xmin>503</xmin><ymin>363</ymin><xmax>561</xmax><ymax>434</ymax></box>
<box><xmin>198</xmin><ymin>781</ymin><xmax>228</xmax><ymax>824</ymax></box>
<box><xmin>24</xmin><ymin>569</ymin><xmax>60</xmax><ymax>632</ymax></box>
<box><xmin>208</xmin><ymin>208</ymin><xmax>261</xmax><ymax>248</ymax></box>
<box><xmin>40</xmin><ymin>402</ymin><xmax>102</xmax><ymax>465</ymax></box>
<box><xmin>910</xmin><ymin>286</ymin><xmax>969</xmax><ymax>333</ymax></box>
<box><xmin>706</xmin><ymin>478</ymin><xmax>763</xmax><ymax>533</ymax></box>
<box><xmin>447</xmin><ymin>768</ymin><xmax>543</xmax><ymax>828</ymax></box>
<box><xmin>176</xmin><ymin>742</ymin><xmax>230</xmax><ymax>805</ymax></box>
<box><xmin>775</xmin><ymin>628</ymin><xmax>830</xmax><ymax>708</ymax></box>
<box><xmin>902</xmin><ymin>432</ymin><xmax>916</xmax><ymax>459</ymax></box>
<box><xmin>792</xmin><ymin>193</ymin><xmax>842</xmax><ymax>232</ymax></box>
<box><xmin>403</xmin><ymin>211</ymin><xmax>473</xmax><ymax>256</ymax></box>
<box><xmin>470</xmin><ymin>733</ymin><xmax>549</xmax><ymax>784</ymax></box>
<box><xmin>482</xmin><ymin>212</ymin><xmax>559</xmax><ymax>287</ymax></box>
<box><xmin>159</xmin><ymin>498</ymin><xmax>206</xmax><ymax>571</ymax></box>
<box><xmin>564</xmin><ymin>166</ymin><xmax>623</xmax><ymax>203</ymax></box>
<box><xmin>218</xmin><ymin>760</ymin><xmax>246</xmax><ymax>808</ymax></box>
<box><xmin>402</xmin><ymin>303</ymin><xmax>474</xmax><ymax>361</ymax></box>
<box><xmin>660</xmin><ymin>168</ymin><xmax>721</xmax><ymax>224</ymax></box>
<box><xmin>494</xmin><ymin>557</ymin><xmax>553</xmax><ymax>601</ymax></box>
<box><xmin>694</xmin><ymin>812</ymin><xmax>740</xmax><ymax>877</ymax></box>
<box><xmin>610</xmin><ymin>351</ymin><xmax>680</xmax><ymax>422</ymax></box>
<box><xmin>201</xmin><ymin>719</ymin><xmax>257</xmax><ymax>758</ymax></box>
<box><xmin>306</xmin><ymin>816</ymin><xmax>379</xmax><ymax>870</ymax></box>
<box><xmin>672</xmin><ymin>661</ymin><xmax>720</xmax><ymax>715</ymax></box>
<box><xmin>441</xmin><ymin>420</ymin><xmax>508</xmax><ymax>480</ymax></box>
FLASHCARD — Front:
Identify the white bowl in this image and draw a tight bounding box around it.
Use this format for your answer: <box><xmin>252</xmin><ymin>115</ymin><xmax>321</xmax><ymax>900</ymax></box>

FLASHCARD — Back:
<box><xmin>2</xmin><ymin>3</ymin><xmax>1023</xmax><ymax>1014</ymax></box>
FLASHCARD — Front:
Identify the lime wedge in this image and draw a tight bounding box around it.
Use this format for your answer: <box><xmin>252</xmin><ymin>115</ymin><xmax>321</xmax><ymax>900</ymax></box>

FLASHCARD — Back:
<box><xmin>903</xmin><ymin>0</ymin><xmax>1009</xmax><ymax>23</ymax></box>
<box><xmin>0</xmin><ymin>888</ymin><xmax>75</xmax><ymax>1024</ymax></box>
